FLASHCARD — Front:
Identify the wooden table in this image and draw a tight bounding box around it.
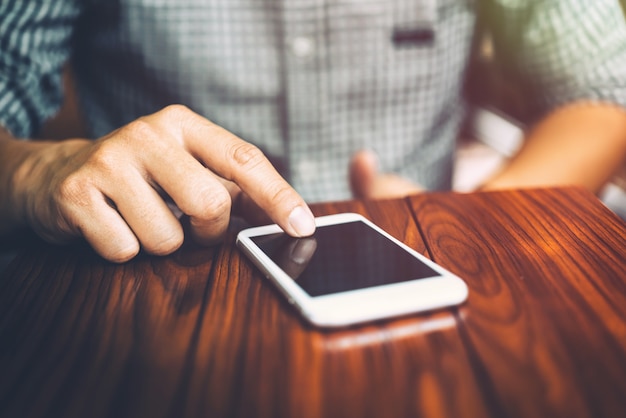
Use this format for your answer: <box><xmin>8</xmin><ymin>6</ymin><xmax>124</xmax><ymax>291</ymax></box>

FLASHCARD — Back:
<box><xmin>1</xmin><ymin>187</ymin><xmax>625</xmax><ymax>418</ymax></box>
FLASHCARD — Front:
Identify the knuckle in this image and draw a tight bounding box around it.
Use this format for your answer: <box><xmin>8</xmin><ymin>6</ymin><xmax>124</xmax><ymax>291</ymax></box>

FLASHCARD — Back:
<box><xmin>228</xmin><ymin>142</ymin><xmax>266</xmax><ymax>171</ymax></box>
<box><xmin>57</xmin><ymin>173</ymin><xmax>93</xmax><ymax>208</ymax></box>
<box><xmin>120</xmin><ymin>118</ymin><xmax>157</xmax><ymax>143</ymax></box>
<box><xmin>193</xmin><ymin>185</ymin><xmax>232</xmax><ymax>218</ymax></box>
<box><xmin>268</xmin><ymin>181</ymin><xmax>298</xmax><ymax>206</ymax></box>
<box><xmin>88</xmin><ymin>144</ymin><xmax>123</xmax><ymax>174</ymax></box>
<box><xmin>117</xmin><ymin>118</ymin><xmax>172</xmax><ymax>153</ymax></box>
<box><xmin>159</xmin><ymin>104</ymin><xmax>191</xmax><ymax>122</ymax></box>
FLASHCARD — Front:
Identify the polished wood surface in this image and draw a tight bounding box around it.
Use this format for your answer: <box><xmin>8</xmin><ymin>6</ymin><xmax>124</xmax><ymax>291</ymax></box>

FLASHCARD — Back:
<box><xmin>1</xmin><ymin>187</ymin><xmax>625</xmax><ymax>418</ymax></box>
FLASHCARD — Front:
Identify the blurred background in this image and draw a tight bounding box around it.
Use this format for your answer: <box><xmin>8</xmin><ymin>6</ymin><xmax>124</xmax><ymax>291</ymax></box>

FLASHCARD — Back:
<box><xmin>38</xmin><ymin>3</ymin><xmax>626</xmax><ymax>219</ymax></box>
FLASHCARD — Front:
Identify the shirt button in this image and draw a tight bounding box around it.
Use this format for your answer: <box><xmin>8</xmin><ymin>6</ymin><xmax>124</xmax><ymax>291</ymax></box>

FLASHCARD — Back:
<box><xmin>290</xmin><ymin>36</ymin><xmax>315</xmax><ymax>58</ymax></box>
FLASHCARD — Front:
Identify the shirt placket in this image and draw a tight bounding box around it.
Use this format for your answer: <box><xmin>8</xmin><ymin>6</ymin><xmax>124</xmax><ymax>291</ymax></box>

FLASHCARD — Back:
<box><xmin>280</xmin><ymin>0</ymin><xmax>330</xmax><ymax>200</ymax></box>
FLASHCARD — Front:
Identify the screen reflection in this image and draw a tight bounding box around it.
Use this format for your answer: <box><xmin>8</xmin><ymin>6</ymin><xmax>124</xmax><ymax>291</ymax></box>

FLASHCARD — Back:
<box><xmin>251</xmin><ymin>221</ymin><xmax>440</xmax><ymax>297</ymax></box>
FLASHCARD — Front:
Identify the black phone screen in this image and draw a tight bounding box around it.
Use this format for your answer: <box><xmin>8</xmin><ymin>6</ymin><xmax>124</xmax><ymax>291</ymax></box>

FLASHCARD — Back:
<box><xmin>250</xmin><ymin>220</ymin><xmax>440</xmax><ymax>297</ymax></box>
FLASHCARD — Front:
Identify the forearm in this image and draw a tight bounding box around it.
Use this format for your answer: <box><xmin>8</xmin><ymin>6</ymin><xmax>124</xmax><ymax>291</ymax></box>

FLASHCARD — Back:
<box><xmin>1</xmin><ymin>130</ymin><xmax>31</xmax><ymax>234</ymax></box>
<box><xmin>482</xmin><ymin>102</ymin><xmax>626</xmax><ymax>193</ymax></box>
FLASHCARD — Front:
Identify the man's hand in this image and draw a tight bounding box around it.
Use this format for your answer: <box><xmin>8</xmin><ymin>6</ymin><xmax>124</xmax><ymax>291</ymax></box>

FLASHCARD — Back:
<box><xmin>349</xmin><ymin>150</ymin><xmax>423</xmax><ymax>199</ymax></box>
<box><xmin>5</xmin><ymin>105</ymin><xmax>315</xmax><ymax>262</ymax></box>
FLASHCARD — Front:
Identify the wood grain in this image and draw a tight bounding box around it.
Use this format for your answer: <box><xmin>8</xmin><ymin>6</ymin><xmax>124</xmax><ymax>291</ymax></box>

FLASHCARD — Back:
<box><xmin>0</xmin><ymin>239</ymin><xmax>217</xmax><ymax>418</ymax></box>
<box><xmin>409</xmin><ymin>187</ymin><xmax>626</xmax><ymax>417</ymax></box>
<box><xmin>1</xmin><ymin>188</ymin><xmax>625</xmax><ymax>418</ymax></box>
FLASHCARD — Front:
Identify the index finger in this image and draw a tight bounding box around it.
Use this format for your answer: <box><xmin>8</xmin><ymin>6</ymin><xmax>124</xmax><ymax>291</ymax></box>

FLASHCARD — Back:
<box><xmin>156</xmin><ymin>106</ymin><xmax>315</xmax><ymax>237</ymax></box>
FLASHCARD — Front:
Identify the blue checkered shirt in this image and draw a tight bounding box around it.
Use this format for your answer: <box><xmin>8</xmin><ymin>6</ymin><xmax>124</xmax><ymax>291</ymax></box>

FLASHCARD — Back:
<box><xmin>1</xmin><ymin>0</ymin><xmax>626</xmax><ymax>201</ymax></box>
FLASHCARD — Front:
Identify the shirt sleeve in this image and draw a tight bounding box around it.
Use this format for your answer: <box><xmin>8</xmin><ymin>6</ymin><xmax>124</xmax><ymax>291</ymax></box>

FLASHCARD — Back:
<box><xmin>483</xmin><ymin>0</ymin><xmax>626</xmax><ymax>121</ymax></box>
<box><xmin>0</xmin><ymin>1</ymin><xmax>83</xmax><ymax>138</ymax></box>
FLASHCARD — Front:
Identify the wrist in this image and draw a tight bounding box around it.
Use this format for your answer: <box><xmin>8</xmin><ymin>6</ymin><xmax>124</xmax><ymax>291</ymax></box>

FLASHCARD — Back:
<box><xmin>0</xmin><ymin>138</ymin><xmax>28</xmax><ymax>232</ymax></box>
<box><xmin>7</xmin><ymin>138</ymin><xmax>90</xmax><ymax>235</ymax></box>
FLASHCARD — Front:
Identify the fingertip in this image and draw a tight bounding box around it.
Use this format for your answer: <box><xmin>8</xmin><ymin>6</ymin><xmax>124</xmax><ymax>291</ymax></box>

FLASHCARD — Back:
<box><xmin>101</xmin><ymin>240</ymin><xmax>141</xmax><ymax>263</ymax></box>
<box><xmin>352</xmin><ymin>149</ymin><xmax>379</xmax><ymax>169</ymax></box>
<box><xmin>287</xmin><ymin>205</ymin><xmax>316</xmax><ymax>237</ymax></box>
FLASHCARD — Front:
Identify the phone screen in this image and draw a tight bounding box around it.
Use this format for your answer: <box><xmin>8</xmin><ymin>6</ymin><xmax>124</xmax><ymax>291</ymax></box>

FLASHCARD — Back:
<box><xmin>250</xmin><ymin>220</ymin><xmax>440</xmax><ymax>297</ymax></box>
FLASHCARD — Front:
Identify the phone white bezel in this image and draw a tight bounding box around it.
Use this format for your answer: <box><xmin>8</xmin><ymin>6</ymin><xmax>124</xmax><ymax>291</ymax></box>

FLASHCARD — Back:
<box><xmin>236</xmin><ymin>213</ymin><xmax>468</xmax><ymax>328</ymax></box>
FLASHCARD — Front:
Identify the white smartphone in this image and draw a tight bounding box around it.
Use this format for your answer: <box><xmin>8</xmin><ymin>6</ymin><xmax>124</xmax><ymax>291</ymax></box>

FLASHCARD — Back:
<box><xmin>236</xmin><ymin>213</ymin><xmax>468</xmax><ymax>328</ymax></box>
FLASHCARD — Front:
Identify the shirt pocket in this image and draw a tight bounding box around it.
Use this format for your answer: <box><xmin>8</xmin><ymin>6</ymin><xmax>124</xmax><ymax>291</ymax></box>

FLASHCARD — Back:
<box><xmin>391</xmin><ymin>0</ymin><xmax>438</xmax><ymax>48</ymax></box>
<box><xmin>391</xmin><ymin>0</ymin><xmax>473</xmax><ymax>47</ymax></box>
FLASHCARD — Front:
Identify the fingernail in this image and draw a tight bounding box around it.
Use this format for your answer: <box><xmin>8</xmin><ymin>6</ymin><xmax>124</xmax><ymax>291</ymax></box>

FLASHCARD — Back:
<box><xmin>288</xmin><ymin>206</ymin><xmax>316</xmax><ymax>237</ymax></box>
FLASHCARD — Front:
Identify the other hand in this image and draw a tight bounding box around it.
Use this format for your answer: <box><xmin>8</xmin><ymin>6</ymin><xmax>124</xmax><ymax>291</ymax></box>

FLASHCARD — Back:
<box><xmin>349</xmin><ymin>150</ymin><xmax>424</xmax><ymax>199</ymax></box>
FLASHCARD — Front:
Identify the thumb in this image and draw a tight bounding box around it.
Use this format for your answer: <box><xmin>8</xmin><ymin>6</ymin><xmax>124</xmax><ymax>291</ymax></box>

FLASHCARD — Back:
<box><xmin>349</xmin><ymin>149</ymin><xmax>379</xmax><ymax>198</ymax></box>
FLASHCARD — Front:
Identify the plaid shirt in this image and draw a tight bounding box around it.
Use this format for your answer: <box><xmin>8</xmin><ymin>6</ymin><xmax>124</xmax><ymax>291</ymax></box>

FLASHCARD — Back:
<box><xmin>2</xmin><ymin>0</ymin><xmax>626</xmax><ymax>201</ymax></box>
